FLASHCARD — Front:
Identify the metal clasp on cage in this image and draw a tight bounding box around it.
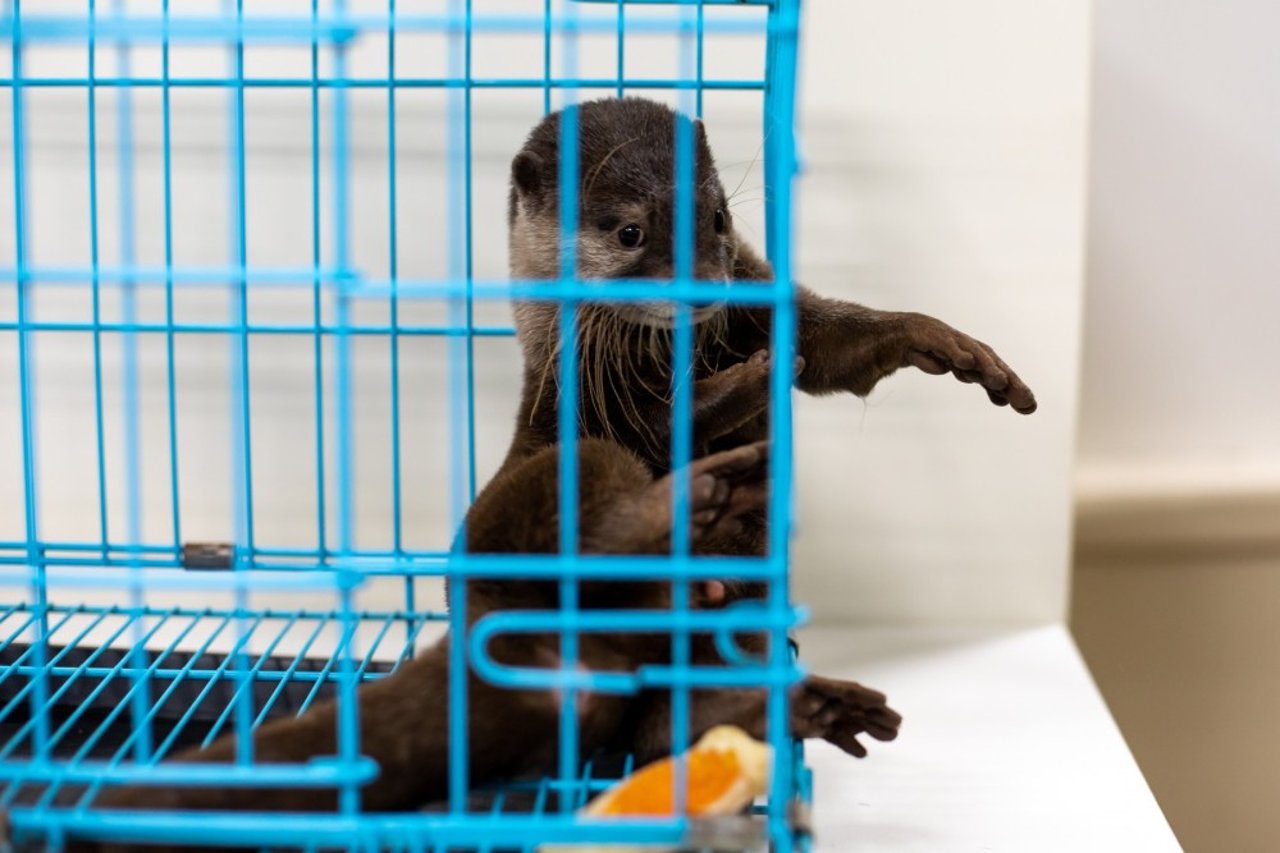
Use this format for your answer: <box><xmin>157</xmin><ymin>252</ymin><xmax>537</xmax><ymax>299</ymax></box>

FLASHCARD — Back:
<box><xmin>181</xmin><ymin>541</ymin><xmax>236</xmax><ymax>570</ymax></box>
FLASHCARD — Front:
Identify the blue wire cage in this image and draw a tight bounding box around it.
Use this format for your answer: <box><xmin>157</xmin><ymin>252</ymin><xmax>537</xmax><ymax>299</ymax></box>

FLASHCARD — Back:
<box><xmin>0</xmin><ymin>0</ymin><xmax>806</xmax><ymax>849</ymax></box>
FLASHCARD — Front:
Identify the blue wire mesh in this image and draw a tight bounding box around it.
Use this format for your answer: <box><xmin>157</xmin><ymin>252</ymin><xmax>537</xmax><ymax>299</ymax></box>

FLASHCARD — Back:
<box><xmin>0</xmin><ymin>0</ymin><xmax>806</xmax><ymax>849</ymax></box>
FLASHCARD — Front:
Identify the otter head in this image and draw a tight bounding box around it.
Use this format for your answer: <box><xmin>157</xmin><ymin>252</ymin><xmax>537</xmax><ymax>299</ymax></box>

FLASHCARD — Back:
<box><xmin>508</xmin><ymin>97</ymin><xmax>736</xmax><ymax>330</ymax></box>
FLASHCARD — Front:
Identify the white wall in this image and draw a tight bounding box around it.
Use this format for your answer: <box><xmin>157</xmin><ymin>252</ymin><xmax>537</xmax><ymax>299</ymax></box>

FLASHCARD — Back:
<box><xmin>792</xmin><ymin>1</ymin><xmax>1090</xmax><ymax>623</ymax></box>
<box><xmin>0</xmin><ymin>1</ymin><xmax>1090</xmax><ymax>633</ymax></box>
<box><xmin>1078</xmin><ymin>0</ymin><xmax>1280</xmax><ymax>501</ymax></box>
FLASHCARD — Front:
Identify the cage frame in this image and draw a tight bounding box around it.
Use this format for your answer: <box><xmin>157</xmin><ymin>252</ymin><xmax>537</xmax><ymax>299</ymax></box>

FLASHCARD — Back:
<box><xmin>0</xmin><ymin>1</ymin><xmax>808</xmax><ymax>849</ymax></box>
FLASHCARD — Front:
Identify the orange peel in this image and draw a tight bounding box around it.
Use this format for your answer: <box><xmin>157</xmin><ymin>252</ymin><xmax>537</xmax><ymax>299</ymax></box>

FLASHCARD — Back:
<box><xmin>543</xmin><ymin>725</ymin><xmax>772</xmax><ymax>852</ymax></box>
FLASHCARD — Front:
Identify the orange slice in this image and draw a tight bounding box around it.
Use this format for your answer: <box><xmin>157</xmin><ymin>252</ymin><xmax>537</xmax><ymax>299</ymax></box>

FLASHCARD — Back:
<box><xmin>543</xmin><ymin>726</ymin><xmax>772</xmax><ymax>852</ymax></box>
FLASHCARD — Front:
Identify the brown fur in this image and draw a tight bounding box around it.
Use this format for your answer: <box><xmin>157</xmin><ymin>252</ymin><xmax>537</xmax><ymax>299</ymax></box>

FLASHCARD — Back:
<box><xmin>73</xmin><ymin>97</ymin><xmax>1036</xmax><ymax>850</ymax></box>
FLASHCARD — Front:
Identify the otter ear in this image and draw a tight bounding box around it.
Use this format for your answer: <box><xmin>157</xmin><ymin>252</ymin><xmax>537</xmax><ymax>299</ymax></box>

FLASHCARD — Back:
<box><xmin>694</xmin><ymin>118</ymin><xmax>710</xmax><ymax>149</ymax></box>
<box><xmin>511</xmin><ymin>151</ymin><xmax>544</xmax><ymax>198</ymax></box>
<box><xmin>693</xmin><ymin>118</ymin><xmax>715</xmax><ymax>164</ymax></box>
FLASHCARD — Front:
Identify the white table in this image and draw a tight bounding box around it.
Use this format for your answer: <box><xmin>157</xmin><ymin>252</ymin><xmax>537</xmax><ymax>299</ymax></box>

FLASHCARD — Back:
<box><xmin>796</xmin><ymin>624</ymin><xmax>1180</xmax><ymax>852</ymax></box>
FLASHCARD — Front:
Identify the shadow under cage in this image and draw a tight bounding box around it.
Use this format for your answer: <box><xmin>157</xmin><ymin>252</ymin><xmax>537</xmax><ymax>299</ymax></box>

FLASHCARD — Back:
<box><xmin>0</xmin><ymin>0</ymin><xmax>806</xmax><ymax>849</ymax></box>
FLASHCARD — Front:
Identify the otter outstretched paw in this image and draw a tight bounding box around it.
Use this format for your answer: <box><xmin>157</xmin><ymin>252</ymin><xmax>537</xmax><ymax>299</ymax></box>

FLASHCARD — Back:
<box><xmin>897</xmin><ymin>313</ymin><xmax>1037</xmax><ymax>415</ymax></box>
<box><xmin>791</xmin><ymin>674</ymin><xmax>902</xmax><ymax>758</ymax></box>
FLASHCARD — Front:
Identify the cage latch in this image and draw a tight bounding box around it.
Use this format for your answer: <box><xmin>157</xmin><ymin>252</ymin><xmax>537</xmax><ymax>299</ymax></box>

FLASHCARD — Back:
<box><xmin>181</xmin><ymin>542</ymin><xmax>235</xmax><ymax>570</ymax></box>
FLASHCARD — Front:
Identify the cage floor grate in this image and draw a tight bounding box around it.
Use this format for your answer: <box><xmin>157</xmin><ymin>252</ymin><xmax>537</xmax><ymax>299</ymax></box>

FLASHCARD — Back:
<box><xmin>0</xmin><ymin>605</ymin><xmax>799</xmax><ymax>851</ymax></box>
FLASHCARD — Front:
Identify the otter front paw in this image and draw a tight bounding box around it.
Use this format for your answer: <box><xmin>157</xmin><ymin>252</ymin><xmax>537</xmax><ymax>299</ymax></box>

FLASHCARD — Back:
<box><xmin>791</xmin><ymin>674</ymin><xmax>902</xmax><ymax>758</ymax></box>
<box><xmin>898</xmin><ymin>313</ymin><xmax>1037</xmax><ymax>415</ymax></box>
<box><xmin>694</xmin><ymin>350</ymin><xmax>805</xmax><ymax>442</ymax></box>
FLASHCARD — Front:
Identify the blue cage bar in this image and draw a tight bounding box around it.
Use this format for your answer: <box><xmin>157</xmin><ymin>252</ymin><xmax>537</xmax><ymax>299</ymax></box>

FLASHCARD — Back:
<box><xmin>0</xmin><ymin>0</ymin><xmax>808</xmax><ymax>849</ymax></box>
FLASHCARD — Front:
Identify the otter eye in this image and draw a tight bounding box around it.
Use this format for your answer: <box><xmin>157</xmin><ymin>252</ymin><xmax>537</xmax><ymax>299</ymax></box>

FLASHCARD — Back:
<box><xmin>714</xmin><ymin>207</ymin><xmax>727</xmax><ymax>235</ymax></box>
<box><xmin>618</xmin><ymin>224</ymin><xmax>645</xmax><ymax>249</ymax></box>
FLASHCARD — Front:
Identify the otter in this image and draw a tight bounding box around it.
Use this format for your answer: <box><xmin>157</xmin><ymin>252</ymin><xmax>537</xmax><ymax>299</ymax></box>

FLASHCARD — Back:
<box><xmin>68</xmin><ymin>97</ymin><xmax>1035</xmax><ymax>849</ymax></box>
